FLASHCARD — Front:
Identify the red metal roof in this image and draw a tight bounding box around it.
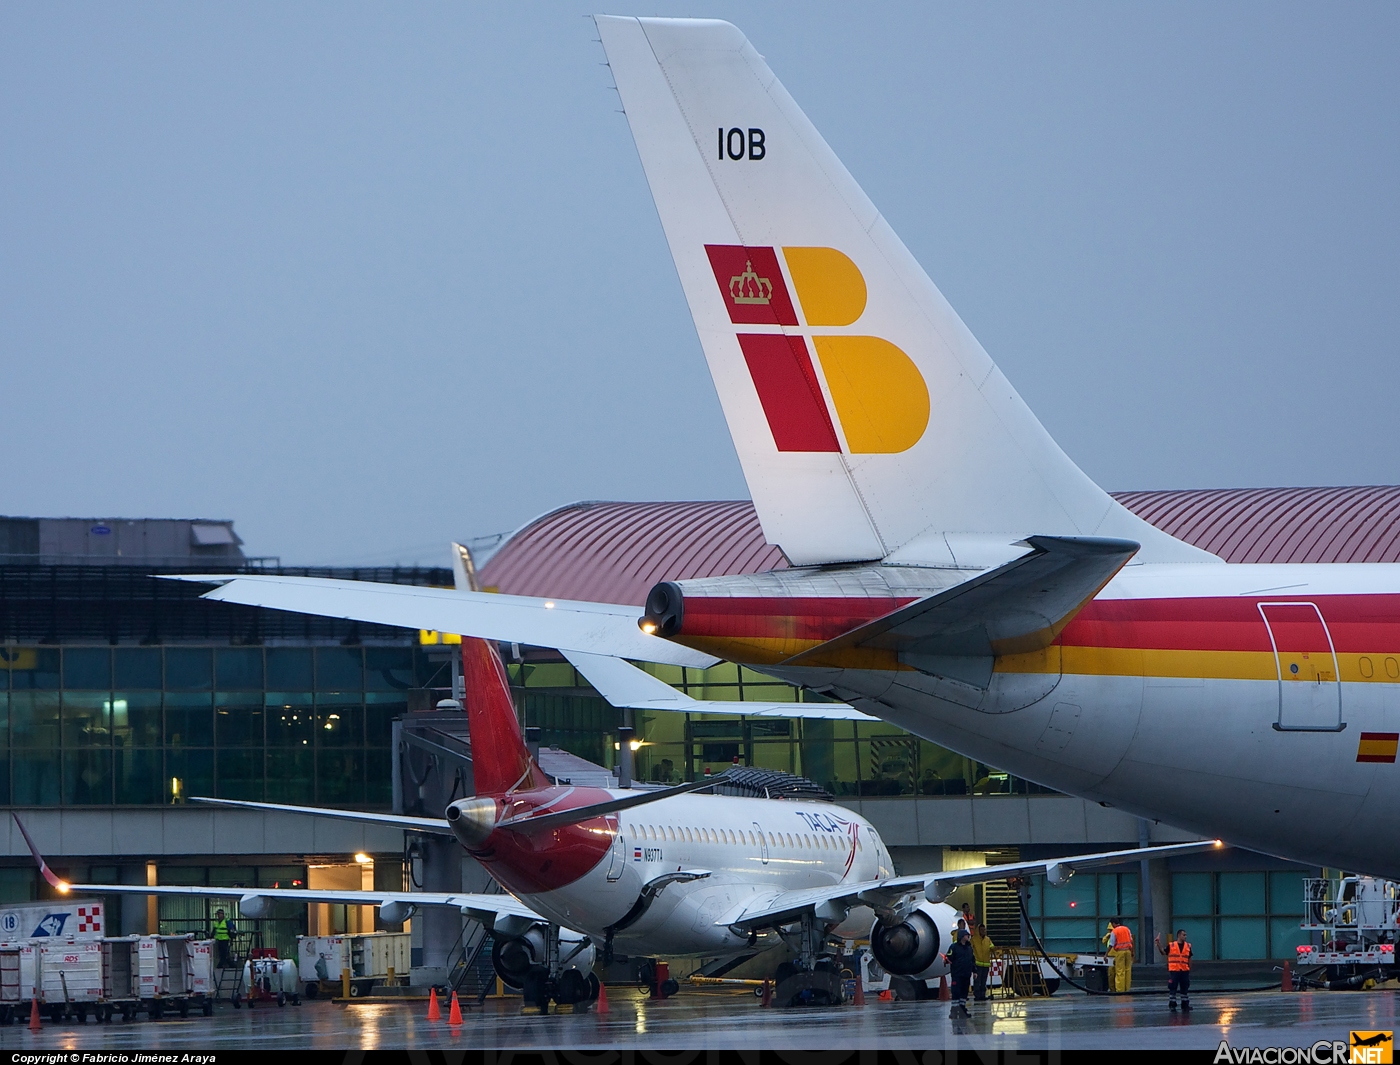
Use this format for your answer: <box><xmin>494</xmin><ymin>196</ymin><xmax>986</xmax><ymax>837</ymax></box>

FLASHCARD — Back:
<box><xmin>478</xmin><ymin>501</ymin><xmax>787</xmax><ymax>605</ymax></box>
<box><xmin>479</xmin><ymin>488</ymin><xmax>1400</xmax><ymax>603</ymax></box>
<box><xmin>1113</xmin><ymin>486</ymin><xmax>1400</xmax><ymax>564</ymax></box>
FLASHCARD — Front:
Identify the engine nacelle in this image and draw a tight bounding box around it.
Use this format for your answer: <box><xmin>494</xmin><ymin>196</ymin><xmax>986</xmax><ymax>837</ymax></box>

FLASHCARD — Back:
<box><xmin>869</xmin><ymin>901</ymin><xmax>958</xmax><ymax>981</ymax></box>
<box><xmin>379</xmin><ymin>901</ymin><xmax>417</xmax><ymax>925</ymax></box>
<box><xmin>238</xmin><ymin>893</ymin><xmax>277</xmax><ymax>920</ymax></box>
<box><xmin>490</xmin><ymin>924</ymin><xmax>596</xmax><ymax>990</ymax></box>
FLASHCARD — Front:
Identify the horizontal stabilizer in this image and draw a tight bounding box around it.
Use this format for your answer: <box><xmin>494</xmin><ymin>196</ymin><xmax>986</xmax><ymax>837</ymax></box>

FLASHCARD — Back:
<box><xmin>162</xmin><ymin>574</ymin><xmax>718</xmax><ymax>668</ymax></box>
<box><xmin>786</xmin><ymin>535</ymin><xmax>1138</xmax><ymax>675</ymax></box>
<box><xmin>562</xmin><ymin>649</ymin><xmax>876</xmax><ymax>720</ymax></box>
<box><xmin>189</xmin><ymin>796</ymin><xmax>455</xmax><ymax>835</ymax></box>
<box><xmin>493</xmin><ymin>771</ymin><xmax>734</xmax><ymax>833</ymax></box>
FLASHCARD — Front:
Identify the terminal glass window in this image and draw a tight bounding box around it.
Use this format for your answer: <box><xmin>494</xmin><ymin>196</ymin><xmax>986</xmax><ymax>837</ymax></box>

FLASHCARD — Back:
<box><xmin>0</xmin><ymin>645</ymin><xmax>434</xmax><ymax>808</ymax></box>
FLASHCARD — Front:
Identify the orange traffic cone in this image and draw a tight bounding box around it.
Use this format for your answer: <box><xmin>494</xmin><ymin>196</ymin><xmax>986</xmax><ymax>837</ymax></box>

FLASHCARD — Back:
<box><xmin>427</xmin><ymin>987</ymin><xmax>441</xmax><ymax>1021</ymax></box>
<box><xmin>759</xmin><ymin>979</ymin><xmax>772</xmax><ymax>1007</ymax></box>
<box><xmin>878</xmin><ymin>988</ymin><xmax>892</xmax><ymax>1001</ymax></box>
<box><xmin>1281</xmin><ymin>961</ymin><xmax>1293</xmax><ymax>992</ymax></box>
<box><xmin>938</xmin><ymin>976</ymin><xmax>950</xmax><ymax>1001</ymax></box>
<box><xmin>853</xmin><ymin>974</ymin><xmax>865</xmax><ymax>1005</ymax></box>
<box><xmin>28</xmin><ymin>997</ymin><xmax>41</xmax><ymax>1032</ymax></box>
<box><xmin>448</xmin><ymin>991</ymin><xmax>463</xmax><ymax>1026</ymax></box>
<box><xmin>595</xmin><ymin>980</ymin><xmax>609</xmax><ymax>1014</ymax></box>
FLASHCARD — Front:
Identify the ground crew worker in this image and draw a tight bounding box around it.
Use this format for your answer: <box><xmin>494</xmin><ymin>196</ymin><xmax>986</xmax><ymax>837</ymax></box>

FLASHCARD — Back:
<box><xmin>211</xmin><ymin>908</ymin><xmax>235</xmax><ymax>969</ymax></box>
<box><xmin>971</xmin><ymin>923</ymin><xmax>994</xmax><ymax>1001</ymax></box>
<box><xmin>1155</xmin><ymin>929</ymin><xmax>1192</xmax><ymax>1010</ymax></box>
<box><xmin>1108</xmin><ymin>917</ymin><xmax>1134</xmax><ymax>992</ymax></box>
<box><xmin>948</xmin><ymin>929</ymin><xmax>975</xmax><ymax>1018</ymax></box>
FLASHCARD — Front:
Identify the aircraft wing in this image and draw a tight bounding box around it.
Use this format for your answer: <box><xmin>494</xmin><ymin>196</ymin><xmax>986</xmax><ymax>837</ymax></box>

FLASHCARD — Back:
<box><xmin>51</xmin><ymin>882</ymin><xmax>544</xmax><ymax>927</ymax></box>
<box><xmin>161</xmin><ymin>575</ymin><xmax>719</xmax><ymax>669</ymax></box>
<box><xmin>785</xmin><ymin>535</ymin><xmax>1139</xmax><ymax>671</ymax></box>
<box><xmin>562</xmin><ymin>650</ymin><xmax>876</xmax><ymax>720</ymax></box>
<box><xmin>190</xmin><ymin>797</ymin><xmax>455</xmax><ymax>835</ymax></box>
<box><xmin>10</xmin><ymin>813</ymin><xmax>541</xmax><ymax>926</ymax></box>
<box><xmin>723</xmin><ymin>838</ymin><xmax>1225</xmax><ymax>930</ymax></box>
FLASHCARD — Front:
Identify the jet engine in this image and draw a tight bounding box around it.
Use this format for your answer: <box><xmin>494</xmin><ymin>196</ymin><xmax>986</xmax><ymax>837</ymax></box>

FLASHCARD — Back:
<box><xmin>869</xmin><ymin>901</ymin><xmax>957</xmax><ymax>981</ymax></box>
<box><xmin>490</xmin><ymin>923</ymin><xmax>596</xmax><ymax>989</ymax></box>
<box><xmin>238</xmin><ymin>894</ymin><xmax>277</xmax><ymax>919</ymax></box>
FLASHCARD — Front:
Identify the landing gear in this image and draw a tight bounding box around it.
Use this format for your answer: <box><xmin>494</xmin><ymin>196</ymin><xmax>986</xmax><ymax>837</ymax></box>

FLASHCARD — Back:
<box><xmin>509</xmin><ymin>923</ymin><xmax>600</xmax><ymax>1015</ymax></box>
<box><xmin>770</xmin><ymin>914</ymin><xmax>848</xmax><ymax>1008</ymax></box>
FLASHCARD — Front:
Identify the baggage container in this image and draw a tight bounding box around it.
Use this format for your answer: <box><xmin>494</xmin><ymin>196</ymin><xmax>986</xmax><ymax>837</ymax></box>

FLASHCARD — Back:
<box><xmin>39</xmin><ymin>939</ymin><xmax>103</xmax><ymax>1008</ymax></box>
<box><xmin>297</xmin><ymin>932</ymin><xmax>410</xmax><ymax>998</ymax></box>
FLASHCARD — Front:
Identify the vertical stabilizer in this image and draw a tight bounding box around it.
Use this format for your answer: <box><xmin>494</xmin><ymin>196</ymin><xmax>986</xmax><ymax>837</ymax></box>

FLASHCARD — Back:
<box><xmin>462</xmin><ymin>637</ymin><xmax>549</xmax><ymax>795</ymax></box>
<box><xmin>595</xmin><ymin>16</ymin><xmax>1215</xmax><ymax>566</ymax></box>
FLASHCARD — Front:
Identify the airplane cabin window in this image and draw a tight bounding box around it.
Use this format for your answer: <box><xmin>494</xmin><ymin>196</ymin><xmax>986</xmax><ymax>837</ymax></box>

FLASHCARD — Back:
<box><xmin>628</xmin><ymin>825</ymin><xmax>636</xmax><ymax>839</ymax></box>
<box><xmin>667</xmin><ymin>827</ymin><xmax>675</xmax><ymax>841</ymax></box>
<box><xmin>768</xmin><ymin>832</ymin><xmax>776</xmax><ymax>846</ymax></box>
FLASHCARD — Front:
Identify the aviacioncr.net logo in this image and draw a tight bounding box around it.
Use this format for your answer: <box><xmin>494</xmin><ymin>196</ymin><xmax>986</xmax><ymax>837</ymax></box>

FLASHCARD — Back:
<box><xmin>1213</xmin><ymin>1036</ymin><xmax>1391</xmax><ymax>1064</ymax></box>
<box><xmin>705</xmin><ymin>245</ymin><xmax>929</xmax><ymax>455</ymax></box>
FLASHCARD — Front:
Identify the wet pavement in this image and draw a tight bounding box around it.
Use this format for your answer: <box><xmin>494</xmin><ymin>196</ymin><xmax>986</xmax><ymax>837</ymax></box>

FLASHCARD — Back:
<box><xmin>0</xmin><ymin>985</ymin><xmax>1395</xmax><ymax>1050</ymax></box>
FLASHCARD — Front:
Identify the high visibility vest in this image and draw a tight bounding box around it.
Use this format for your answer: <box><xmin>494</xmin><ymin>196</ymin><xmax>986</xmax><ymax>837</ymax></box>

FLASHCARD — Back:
<box><xmin>212</xmin><ymin>918</ymin><xmax>231</xmax><ymax>942</ymax></box>
<box><xmin>1111</xmin><ymin>924</ymin><xmax>1133</xmax><ymax>951</ymax></box>
<box><xmin>1168</xmin><ymin>941</ymin><xmax>1191</xmax><ymax>972</ymax></box>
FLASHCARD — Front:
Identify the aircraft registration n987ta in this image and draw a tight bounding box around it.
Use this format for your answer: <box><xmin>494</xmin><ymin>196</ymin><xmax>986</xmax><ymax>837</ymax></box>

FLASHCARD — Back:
<box><xmin>161</xmin><ymin>18</ymin><xmax>1399</xmax><ymax>881</ymax></box>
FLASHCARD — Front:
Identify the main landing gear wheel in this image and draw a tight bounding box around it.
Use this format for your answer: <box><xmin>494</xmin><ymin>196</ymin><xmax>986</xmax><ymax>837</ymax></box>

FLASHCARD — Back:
<box><xmin>774</xmin><ymin>968</ymin><xmax>845</xmax><ymax>1008</ymax></box>
<box><xmin>586</xmin><ymin>973</ymin><xmax>601</xmax><ymax>1003</ymax></box>
<box><xmin>555</xmin><ymin>969</ymin><xmax>588</xmax><ymax>1005</ymax></box>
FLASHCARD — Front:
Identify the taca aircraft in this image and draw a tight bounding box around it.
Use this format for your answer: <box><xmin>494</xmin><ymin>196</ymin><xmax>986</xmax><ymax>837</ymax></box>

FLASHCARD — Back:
<box><xmin>19</xmin><ymin>638</ymin><xmax>1217</xmax><ymax>1009</ymax></box>
<box><xmin>163</xmin><ymin>18</ymin><xmax>1398</xmax><ymax>878</ymax></box>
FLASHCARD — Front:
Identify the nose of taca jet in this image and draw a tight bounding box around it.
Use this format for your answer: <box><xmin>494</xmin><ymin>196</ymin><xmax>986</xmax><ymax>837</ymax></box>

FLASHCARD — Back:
<box><xmin>445</xmin><ymin>797</ymin><xmax>499</xmax><ymax>848</ymax></box>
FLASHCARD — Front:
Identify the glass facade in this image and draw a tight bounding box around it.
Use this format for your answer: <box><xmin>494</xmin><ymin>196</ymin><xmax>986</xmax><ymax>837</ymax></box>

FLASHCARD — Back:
<box><xmin>1024</xmin><ymin>868</ymin><xmax>1311</xmax><ymax>959</ymax></box>
<box><xmin>1168</xmin><ymin>870</ymin><xmax>1310</xmax><ymax>960</ymax></box>
<box><xmin>0</xmin><ymin>645</ymin><xmax>444</xmax><ymax>806</ymax></box>
<box><xmin>1026</xmin><ymin>871</ymin><xmax>1141</xmax><ymax>956</ymax></box>
<box><xmin>514</xmin><ymin>659</ymin><xmax>1056</xmax><ymax>795</ymax></box>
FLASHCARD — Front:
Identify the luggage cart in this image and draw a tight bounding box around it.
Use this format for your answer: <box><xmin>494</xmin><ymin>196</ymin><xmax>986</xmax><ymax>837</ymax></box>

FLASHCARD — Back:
<box><xmin>131</xmin><ymin>934</ymin><xmax>203</xmax><ymax>1019</ymax></box>
<box><xmin>101</xmin><ymin>936</ymin><xmax>144</xmax><ymax>1022</ymax></box>
<box><xmin>0</xmin><ymin>944</ymin><xmax>35</xmax><ymax>1025</ymax></box>
<box><xmin>37</xmin><ymin>939</ymin><xmax>105</xmax><ymax>1023</ymax></box>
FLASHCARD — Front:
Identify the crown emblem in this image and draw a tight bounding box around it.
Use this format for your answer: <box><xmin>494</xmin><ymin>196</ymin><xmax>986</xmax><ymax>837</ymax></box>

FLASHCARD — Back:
<box><xmin>729</xmin><ymin>260</ymin><xmax>773</xmax><ymax>305</ymax></box>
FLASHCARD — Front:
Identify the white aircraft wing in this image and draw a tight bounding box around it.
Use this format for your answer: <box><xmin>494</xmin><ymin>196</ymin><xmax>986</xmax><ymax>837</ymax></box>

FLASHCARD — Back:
<box><xmin>10</xmin><ymin>813</ymin><xmax>541</xmax><ymax>927</ymax></box>
<box><xmin>723</xmin><ymin>839</ymin><xmax>1226</xmax><ymax>930</ymax></box>
<box><xmin>161</xmin><ymin>575</ymin><xmax>719</xmax><ymax>669</ymax></box>
<box><xmin>189</xmin><ymin>796</ymin><xmax>455</xmax><ymax>835</ymax></box>
<box><xmin>55</xmin><ymin>882</ymin><xmax>545</xmax><ymax>927</ymax></box>
<box><xmin>562</xmin><ymin>650</ymin><xmax>876</xmax><ymax>720</ymax></box>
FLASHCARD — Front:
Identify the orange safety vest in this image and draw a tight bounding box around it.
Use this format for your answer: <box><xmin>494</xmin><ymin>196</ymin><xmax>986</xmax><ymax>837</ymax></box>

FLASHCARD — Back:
<box><xmin>1111</xmin><ymin>925</ymin><xmax>1134</xmax><ymax>951</ymax></box>
<box><xmin>1168</xmin><ymin>941</ymin><xmax>1191</xmax><ymax>972</ymax></box>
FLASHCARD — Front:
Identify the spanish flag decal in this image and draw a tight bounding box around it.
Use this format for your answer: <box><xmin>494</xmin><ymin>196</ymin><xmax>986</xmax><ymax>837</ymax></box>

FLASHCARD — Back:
<box><xmin>1356</xmin><ymin>733</ymin><xmax>1399</xmax><ymax>764</ymax></box>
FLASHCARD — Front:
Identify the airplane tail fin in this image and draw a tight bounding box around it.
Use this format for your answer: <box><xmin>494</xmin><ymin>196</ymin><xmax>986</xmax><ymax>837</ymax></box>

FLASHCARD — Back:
<box><xmin>595</xmin><ymin>17</ymin><xmax>1215</xmax><ymax>567</ymax></box>
<box><xmin>462</xmin><ymin>638</ymin><xmax>550</xmax><ymax>795</ymax></box>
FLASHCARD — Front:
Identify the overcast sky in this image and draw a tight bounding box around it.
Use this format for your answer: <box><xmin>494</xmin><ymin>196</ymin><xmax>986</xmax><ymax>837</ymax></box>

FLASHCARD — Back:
<box><xmin>3</xmin><ymin>3</ymin><xmax>1396</xmax><ymax>565</ymax></box>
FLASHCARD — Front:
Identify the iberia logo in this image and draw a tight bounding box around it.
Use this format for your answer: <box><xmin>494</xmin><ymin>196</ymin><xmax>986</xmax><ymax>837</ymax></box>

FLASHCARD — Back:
<box><xmin>705</xmin><ymin>245</ymin><xmax>929</xmax><ymax>454</ymax></box>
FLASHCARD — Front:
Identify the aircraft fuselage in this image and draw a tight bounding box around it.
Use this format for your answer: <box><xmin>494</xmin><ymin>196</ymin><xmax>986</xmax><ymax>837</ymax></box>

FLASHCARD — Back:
<box><xmin>659</xmin><ymin>561</ymin><xmax>1400</xmax><ymax>877</ymax></box>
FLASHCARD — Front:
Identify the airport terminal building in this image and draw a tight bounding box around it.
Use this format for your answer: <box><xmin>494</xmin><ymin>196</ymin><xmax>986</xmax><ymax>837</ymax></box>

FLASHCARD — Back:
<box><xmin>2</xmin><ymin>488</ymin><xmax>1396</xmax><ymax>968</ymax></box>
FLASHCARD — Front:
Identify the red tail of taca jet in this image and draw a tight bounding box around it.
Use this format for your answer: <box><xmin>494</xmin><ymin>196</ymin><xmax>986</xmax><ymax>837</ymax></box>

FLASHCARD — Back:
<box><xmin>460</xmin><ymin>637</ymin><xmax>549</xmax><ymax>796</ymax></box>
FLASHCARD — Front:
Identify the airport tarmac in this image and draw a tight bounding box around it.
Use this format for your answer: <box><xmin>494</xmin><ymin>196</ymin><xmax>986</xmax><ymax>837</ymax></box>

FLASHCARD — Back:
<box><xmin>0</xmin><ymin>985</ymin><xmax>1395</xmax><ymax>1051</ymax></box>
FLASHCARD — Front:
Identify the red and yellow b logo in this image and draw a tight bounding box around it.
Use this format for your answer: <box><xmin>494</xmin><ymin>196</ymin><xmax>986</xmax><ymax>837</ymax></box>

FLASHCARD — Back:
<box><xmin>705</xmin><ymin>245</ymin><xmax>929</xmax><ymax>454</ymax></box>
